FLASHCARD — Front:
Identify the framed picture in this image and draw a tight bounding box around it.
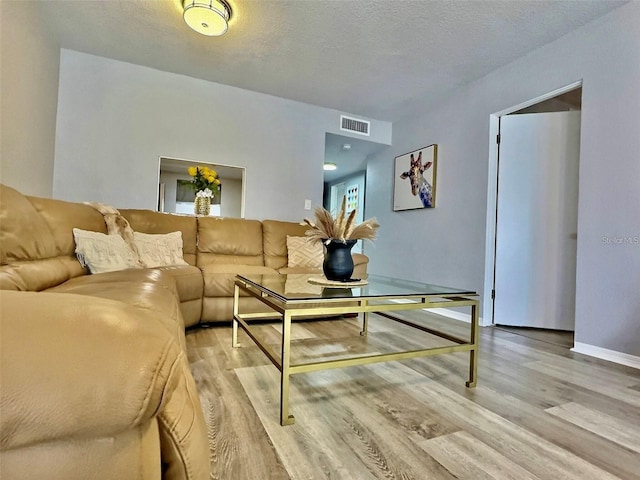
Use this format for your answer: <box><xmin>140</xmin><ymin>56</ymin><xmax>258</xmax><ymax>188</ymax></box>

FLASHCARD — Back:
<box><xmin>393</xmin><ymin>144</ymin><xmax>438</xmax><ymax>211</ymax></box>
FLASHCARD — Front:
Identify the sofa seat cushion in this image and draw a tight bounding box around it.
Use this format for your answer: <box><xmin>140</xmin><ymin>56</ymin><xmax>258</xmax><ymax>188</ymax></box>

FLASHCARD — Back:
<box><xmin>1</xmin><ymin>425</ymin><xmax>162</xmax><ymax>480</ymax></box>
<box><xmin>0</xmin><ymin>256</ymin><xmax>85</xmax><ymax>292</ymax></box>
<box><xmin>152</xmin><ymin>265</ymin><xmax>203</xmax><ymax>302</ymax></box>
<box><xmin>0</xmin><ymin>291</ymin><xmax>184</xmax><ymax>450</ymax></box>
<box><xmin>201</xmin><ymin>264</ymin><xmax>278</xmax><ymax>297</ymax></box>
<box><xmin>46</xmin><ymin>268</ymin><xmax>178</xmax><ymax>295</ymax></box>
<box><xmin>201</xmin><ymin>296</ymin><xmax>275</xmax><ymax>323</ymax></box>
<box><xmin>153</xmin><ymin>265</ymin><xmax>204</xmax><ymax>328</ymax></box>
<box><xmin>46</xmin><ymin>269</ymin><xmax>185</xmax><ymax>348</ymax></box>
<box><xmin>178</xmin><ymin>299</ymin><xmax>203</xmax><ymax>329</ymax></box>
<box><xmin>0</xmin><ymin>290</ymin><xmax>210</xmax><ymax>479</ymax></box>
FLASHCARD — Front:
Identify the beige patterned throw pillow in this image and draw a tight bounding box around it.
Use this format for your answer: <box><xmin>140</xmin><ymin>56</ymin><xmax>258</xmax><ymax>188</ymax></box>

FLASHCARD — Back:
<box><xmin>73</xmin><ymin>228</ymin><xmax>141</xmax><ymax>274</ymax></box>
<box><xmin>286</xmin><ymin>236</ymin><xmax>324</xmax><ymax>269</ymax></box>
<box><xmin>133</xmin><ymin>231</ymin><xmax>189</xmax><ymax>268</ymax></box>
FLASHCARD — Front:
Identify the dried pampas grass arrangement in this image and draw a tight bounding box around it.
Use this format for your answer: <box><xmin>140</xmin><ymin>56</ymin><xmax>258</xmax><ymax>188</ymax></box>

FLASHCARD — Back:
<box><xmin>303</xmin><ymin>196</ymin><xmax>379</xmax><ymax>244</ymax></box>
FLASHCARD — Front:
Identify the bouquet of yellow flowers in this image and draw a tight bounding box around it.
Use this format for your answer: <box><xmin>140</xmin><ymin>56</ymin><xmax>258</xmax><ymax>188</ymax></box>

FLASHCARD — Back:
<box><xmin>187</xmin><ymin>166</ymin><xmax>221</xmax><ymax>197</ymax></box>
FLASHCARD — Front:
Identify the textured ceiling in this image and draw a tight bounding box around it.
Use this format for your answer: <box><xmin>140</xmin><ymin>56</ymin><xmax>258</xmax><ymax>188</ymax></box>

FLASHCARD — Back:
<box><xmin>38</xmin><ymin>0</ymin><xmax>625</xmax><ymax>123</ymax></box>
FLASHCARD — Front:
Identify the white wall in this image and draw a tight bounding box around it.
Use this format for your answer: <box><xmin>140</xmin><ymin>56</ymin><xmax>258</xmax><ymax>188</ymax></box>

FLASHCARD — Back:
<box><xmin>0</xmin><ymin>1</ymin><xmax>60</xmax><ymax>196</ymax></box>
<box><xmin>53</xmin><ymin>50</ymin><xmax>391</xmax><ymax>222</ymax></box>
<box><xmin>366</xmin><ymin>2</ymin><xmax>640</xmax><ymax>356</ymax></box>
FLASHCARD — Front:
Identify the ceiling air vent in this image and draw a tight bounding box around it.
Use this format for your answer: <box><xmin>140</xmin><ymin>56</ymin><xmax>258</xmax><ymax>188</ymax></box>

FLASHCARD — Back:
<box><xmin>340</xmin><ymin>115</ymin><xmax>370</xmax><ymax>136</ymax></box>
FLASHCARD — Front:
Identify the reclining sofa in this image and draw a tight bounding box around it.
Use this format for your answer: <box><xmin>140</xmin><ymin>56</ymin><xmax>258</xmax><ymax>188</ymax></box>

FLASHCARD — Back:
<box><xmin>0</xmin><ymin>184</ymin><xmax>368</xmax><ymax>479</ymax></box>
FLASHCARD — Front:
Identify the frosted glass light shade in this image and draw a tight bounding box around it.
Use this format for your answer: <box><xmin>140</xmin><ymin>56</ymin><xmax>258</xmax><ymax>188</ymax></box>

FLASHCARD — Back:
<box><xmin>183</xmin><ymin>0</ymin><xmax>230</xmax><ymax>37</ymax></box>
<box><xmin>323</xmin><ymin>162</ymin><xmax>337</xmax><ymax>171</ymax></box>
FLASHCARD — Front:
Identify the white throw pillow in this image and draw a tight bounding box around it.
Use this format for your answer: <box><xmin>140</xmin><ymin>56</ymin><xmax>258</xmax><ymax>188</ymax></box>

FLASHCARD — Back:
<box><xmin>133</xmin><ymin>231</ymin><xmax>189</xmax><ymax>268</ymax></box>
<box><xmin>73</xmin><ymin>228</ymin><xmax>141</xmax><ymax>274</ymax></box>
<box><xmin>286</xmin><ymin>236</ymin><xmax>324</xmax><ymax>269</ymax></box>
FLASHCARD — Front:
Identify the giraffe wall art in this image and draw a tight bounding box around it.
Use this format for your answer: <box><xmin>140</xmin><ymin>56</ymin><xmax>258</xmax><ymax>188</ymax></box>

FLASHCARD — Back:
<box><xmin>393</xmin><ymin>144</ymin><xmax>438</xmax><ymax>211</ymax></box>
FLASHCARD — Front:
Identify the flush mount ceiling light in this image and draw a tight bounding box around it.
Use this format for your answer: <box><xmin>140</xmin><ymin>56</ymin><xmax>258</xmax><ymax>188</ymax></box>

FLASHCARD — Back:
<box><xmin>183</xmin><ymin>0</ymin><xmax>232</xmax><ymax>37</ymax></box>
<box><xmin>323</xmin><ymin>162</ymin><xmax>337</xmax><ymax>171</ymax></box>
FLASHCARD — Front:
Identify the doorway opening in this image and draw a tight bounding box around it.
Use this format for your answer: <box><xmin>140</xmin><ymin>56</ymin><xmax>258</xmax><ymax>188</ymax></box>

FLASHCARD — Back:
<box><xmin>322</xmin><ymin>133</ymin><xmax>388</xmax><ymax>254</ymax></box>
<box><xmin>483</xmin><ymin>82</ymin><xmax>582</xmax><ymax>333</ymax></box>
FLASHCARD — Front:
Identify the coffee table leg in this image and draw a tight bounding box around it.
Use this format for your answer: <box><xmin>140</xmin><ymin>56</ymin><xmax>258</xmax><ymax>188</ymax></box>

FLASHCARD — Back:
<box><xmin>232</xmin><ymin>284</ymin><xmax>240</xmax><ymax>348</ymax></box>
<box><xmin>466</xmin><ymin>302</ymin><xmax>479</xmax><ymax>387</ymax></box>
<box><xmin>360</xmin><ymin>310</ymin><xmax>369</xmax><ymax>336</ymax></box>
<box><xmin>280</xmin><ymin>311</ymin><xmax>295</xmax><ymax>425</ymax></box>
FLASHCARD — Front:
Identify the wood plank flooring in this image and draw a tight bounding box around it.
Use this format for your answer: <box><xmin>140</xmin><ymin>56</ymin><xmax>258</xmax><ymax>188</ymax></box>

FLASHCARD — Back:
<box><xmin>185</xmin><ymin>311</ymin><xmax>640</xmax><ymax>480</ymax></box>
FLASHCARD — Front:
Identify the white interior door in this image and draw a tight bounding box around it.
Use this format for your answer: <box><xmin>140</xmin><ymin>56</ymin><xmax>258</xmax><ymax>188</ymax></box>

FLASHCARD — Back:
<box><xmin>494</xmin><ymin>111</ymin><xmax>580</xmax><ymax>329</ymax></box>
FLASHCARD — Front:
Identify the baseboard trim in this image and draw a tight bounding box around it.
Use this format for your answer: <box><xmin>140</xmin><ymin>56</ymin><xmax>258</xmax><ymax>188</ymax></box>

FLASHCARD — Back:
<box><xmin>387</xmin><ymin>300</ymin><xmax>487</xmax><ymax>326</ymax></box>
<box><xmin>425</xmin><ymin>308</ymin><xmax>488</xmax><ymax>327</ymax></box>
<box><xmin>571</xmin><ymin>342</ymin><xmax>640</xmax><ymax>369</ymax></box>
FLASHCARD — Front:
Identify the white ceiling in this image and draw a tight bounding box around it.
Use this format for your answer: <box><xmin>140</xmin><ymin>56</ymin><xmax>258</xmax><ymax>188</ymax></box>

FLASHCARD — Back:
<box><xmin>38</xmin><ymin>0</ymin><xmax>624</xmax><ymax>123</ymax></box>
<box><xmin>32</xmin><ymin>0</ymin><xmax>624</xmax><ymax>182</ymax></box>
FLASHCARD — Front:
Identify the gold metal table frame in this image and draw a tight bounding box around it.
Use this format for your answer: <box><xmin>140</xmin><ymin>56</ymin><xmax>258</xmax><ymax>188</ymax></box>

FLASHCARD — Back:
<box><xmin>232</xmin><ymin>274</ymin><xmax>480</xmax><ymax>426</ymax></box>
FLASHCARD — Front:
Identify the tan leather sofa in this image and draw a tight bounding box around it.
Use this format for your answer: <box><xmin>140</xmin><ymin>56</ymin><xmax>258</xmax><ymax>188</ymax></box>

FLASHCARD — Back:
<box><xmin>0</xmin><ymin>184</ymin><xmax>368</xmax><ymax>479</ymax></box>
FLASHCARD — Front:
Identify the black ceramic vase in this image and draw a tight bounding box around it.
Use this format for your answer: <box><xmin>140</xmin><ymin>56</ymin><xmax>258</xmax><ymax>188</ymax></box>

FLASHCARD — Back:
<box><xmin>322</xmin><ymin>239</ymin><xmax>357</xmax><ymax>281</ymax></box>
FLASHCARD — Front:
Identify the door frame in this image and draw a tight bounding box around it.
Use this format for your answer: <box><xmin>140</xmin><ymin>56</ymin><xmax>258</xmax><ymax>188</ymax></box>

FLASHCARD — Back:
<box><xmin>481</xmin><ymin>80</ymin><xmax>582</xmax><ymax>326</ymax></box>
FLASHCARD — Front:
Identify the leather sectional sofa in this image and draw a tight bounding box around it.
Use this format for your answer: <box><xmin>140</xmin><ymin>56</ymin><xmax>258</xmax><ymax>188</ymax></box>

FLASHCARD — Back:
<box><xmin>0</xmin><ymin>184</ymin><xmax>368</xmax><ymax>479</ymax></box>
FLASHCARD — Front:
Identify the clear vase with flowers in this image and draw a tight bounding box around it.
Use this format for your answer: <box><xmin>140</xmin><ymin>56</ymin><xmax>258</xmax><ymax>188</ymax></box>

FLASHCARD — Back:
<box><xmin>187</xmin><ymin>166</ymin><xmax>221</xmax><ymax>215</ymax></box>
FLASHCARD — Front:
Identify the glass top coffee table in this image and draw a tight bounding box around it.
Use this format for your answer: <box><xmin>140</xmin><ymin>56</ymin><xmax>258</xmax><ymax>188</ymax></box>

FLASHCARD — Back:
<box><xmin>232</xmin><ymin>273</ymin><xmax>480</xmax><ymax>426</ymax></box>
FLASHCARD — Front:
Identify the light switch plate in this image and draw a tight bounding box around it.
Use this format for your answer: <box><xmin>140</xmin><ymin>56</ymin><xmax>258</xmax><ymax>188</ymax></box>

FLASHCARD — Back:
<box><xmin>304</xmin><ymin>199</ymin><xmax>312</xmax><ymax>210</ymax></box>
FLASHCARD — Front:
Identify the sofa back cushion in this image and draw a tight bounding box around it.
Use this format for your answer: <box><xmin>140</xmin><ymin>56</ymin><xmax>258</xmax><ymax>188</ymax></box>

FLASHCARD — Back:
<box><xmin>263</xmin><ymin>219</ymin><xmax>310</xmax><ymax>269</ymax></box>
<box><xmin>120</xmin><ymin>209</ymin><xmax>198</xmax><ymax>266</ymax></box>
<box><xmin>0</xmin><ymin>185</ymin><xmax>93</xmax><ymax>291</ymax></box>
<box><xmin>0</xmin><ymin>185</ymin><xmax>57</xmax><ymax>265</ymax></box>
<box><xmin>29</xmin><ymin>196</ymin><xmax>108</xmax><ymax>255</ymax></box>
<box><xmin>197</xmin><ymin>217</ymin><xmax>263</xmax><ymax>266</ymax></box>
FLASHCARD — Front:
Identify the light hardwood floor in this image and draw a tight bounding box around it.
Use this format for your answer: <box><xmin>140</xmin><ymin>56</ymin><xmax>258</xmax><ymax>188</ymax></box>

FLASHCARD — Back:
<box><xmin>186</xmin><ymin>311</ymin><xmax>640</xmax><ymax>480</ymax></box>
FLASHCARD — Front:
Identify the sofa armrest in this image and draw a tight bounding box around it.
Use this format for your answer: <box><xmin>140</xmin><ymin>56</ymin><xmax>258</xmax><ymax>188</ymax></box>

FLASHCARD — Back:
<box><xmin>352</xmin><ymin>253</ymin><xmax>369</xmax><ymax>267</ymax></box>
<box><xmin>0</xmin><ymin>291</ymin><xmax>184</xmax><ymax>451</ymax></box>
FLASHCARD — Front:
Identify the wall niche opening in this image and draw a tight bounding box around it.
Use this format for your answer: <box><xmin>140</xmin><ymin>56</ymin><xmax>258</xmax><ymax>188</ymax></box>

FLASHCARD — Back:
<box><xmin>158</xmin><ymin>157</ymin><xmax>245</xmax><ymax>218</ymax></box>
